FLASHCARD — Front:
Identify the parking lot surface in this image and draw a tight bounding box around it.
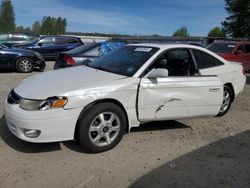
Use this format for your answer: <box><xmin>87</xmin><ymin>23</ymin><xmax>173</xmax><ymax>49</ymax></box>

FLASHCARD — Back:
<box><xmin>0</xmin><ymin>62</ymin><xmax>250</xmax><ymax>188</ymax></box>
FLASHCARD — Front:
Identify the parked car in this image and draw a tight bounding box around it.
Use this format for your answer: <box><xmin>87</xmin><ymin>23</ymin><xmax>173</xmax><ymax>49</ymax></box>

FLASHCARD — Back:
<box><xmin>54</xmin><ymin>41</ymin><xmax>125</xmax><ymax>69</ymax></box>
<box><xmin>0</xmin><ymin>44</ymin><xmax>45</xmax><ymax>73</ymax></box>
<box><xmin>5</xmin><ymin>44</ymin><xmax>246</xmax><ymax>153</ymax></box>
<box><xmin>207</xmin><ymin>41</ymin><xmax>250</xmax><ymax>72</ymax></box>
<box><xmin>0</xmin><ymin>34</ymin><xmax>35</xmax><ymax>47</ymax></box>
<box><xmin>13</xmin><ymin>36</ymin><xmax>83</xmax><ymax>60</ymax></box>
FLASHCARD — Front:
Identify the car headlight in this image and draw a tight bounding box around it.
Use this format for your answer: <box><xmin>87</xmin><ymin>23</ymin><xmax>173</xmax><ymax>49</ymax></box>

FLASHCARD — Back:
<box><xmin>19</xmin><ymin>97</ymin><xmax>68</xmax><ymax>111</ymax></box>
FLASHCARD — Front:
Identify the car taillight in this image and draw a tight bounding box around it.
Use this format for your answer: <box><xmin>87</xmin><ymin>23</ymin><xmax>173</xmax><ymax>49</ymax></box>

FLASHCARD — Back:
<box><xmin>63</xmin><ymin>54</ymin><xmax>76</xmax><ymax>65</ymax></box>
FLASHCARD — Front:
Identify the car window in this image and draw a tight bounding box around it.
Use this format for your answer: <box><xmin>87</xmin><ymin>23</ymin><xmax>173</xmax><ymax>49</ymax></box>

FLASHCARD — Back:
<box><xmin>67</xmin><ymin>43</ymin><xmax>99</xmax><ymax>54</ymax></box>
<box><xmin>206</xmin><ymin>43</ymin><xmax>236</xmax><ymax>53</ymax></box>
<box><xmin>66</xmin><ymin>38</ymin><xmax>80</xmax><ymax>44</ymax></box>
<box><xmin>193</xmin><ymin>49</ymin><xmax>224</xmax><ymax>69</ymax></box>
<box><xmin>9</xmin><ymin>35</ymin><xmax>24</xmax><ymax>41</ymax></box>
<box><xmin>0</xmin><ymin>35</ymin><xmax>8</xmax><ymax>41</ymax></box>
<box><xmin>245</xmin><ymin>44</ymin><xmax>250</xmax><ymax>53</ymax></box>
<box><xmin>55</xmin><ymin>37</ymin><xmax>80</xmax><ymax>44</ymax></box>
<box><xmin>39</xmin><ymin>37</ymin><xmax>55</xmax><ymax>45</ymax></box>
<box><xmin>237</xmin><ymin>44</ymin><xmax>246</xmax><ymax>52</ymax></box>
<box><xmin>146</xmin><ymin>49</ymin><xmax>197</xmax><ymax>76</ymax></box>
<box><xmin>83</xmin><ymin>46</ymin><xmax>100</xmax><ymax>56</ymax></box>
<box><xmin>88</xmin><ymin>46</ymin><xmax>159</xmax><ymax>77</ymax></box>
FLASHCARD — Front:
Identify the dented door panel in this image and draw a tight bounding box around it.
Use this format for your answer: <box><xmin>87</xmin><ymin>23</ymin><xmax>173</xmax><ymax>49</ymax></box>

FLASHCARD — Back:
<box><xmin>138</xmin><ymin>76</ymin><xmax>223</xmax><ymax>122</ymax></box>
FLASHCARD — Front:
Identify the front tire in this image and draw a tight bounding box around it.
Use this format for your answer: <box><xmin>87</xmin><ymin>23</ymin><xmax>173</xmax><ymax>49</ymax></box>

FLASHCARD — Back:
<box><xmin>77</xmin><ymin>102</ymin><xmax>127</xmax><ymax>153</ymax></box>
<box><xmin>216</xmin><ymin>85</ymin><xmax>233</xmax><ymax>117</ymax></box>
<box><xmin>16</xmin><ymin>58</ymin><xmax>33</xmax><ymax>73</ymax></box>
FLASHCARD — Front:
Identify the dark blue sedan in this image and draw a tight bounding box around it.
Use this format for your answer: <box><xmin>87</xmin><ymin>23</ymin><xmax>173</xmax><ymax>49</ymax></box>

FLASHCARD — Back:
<box><xmin>13</xmin><ymin>36</ymin><xmax>83</xmax><ymax>60</ymax></box>
<box><xmin>0</xmin><ymin>44</ymin><xmax>45</xmax><ymax>73</ymax></box>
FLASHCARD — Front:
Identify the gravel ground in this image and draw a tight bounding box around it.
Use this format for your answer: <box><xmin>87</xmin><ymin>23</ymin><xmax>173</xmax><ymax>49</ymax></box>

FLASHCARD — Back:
<box><xmin>0</xmin><ymin>62</ymin><xmax>250</xmax><ymax>188</ymax></box>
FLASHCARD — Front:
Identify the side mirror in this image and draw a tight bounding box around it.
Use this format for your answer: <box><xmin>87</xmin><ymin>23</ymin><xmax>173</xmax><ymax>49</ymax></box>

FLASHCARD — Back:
<box><xmin>235</xmin><ymin>50</ymin><xmax>243</xmax><ymax>55</ymax></box>
<box><xmin>148</xmin><ymin>68</ymin><xmax>169</xmax><ymax>79</ymax></box>
<box><xmin>37</xmin><ymin>42</ymin><xmax>43</xmax><ymax>47</ymax></box>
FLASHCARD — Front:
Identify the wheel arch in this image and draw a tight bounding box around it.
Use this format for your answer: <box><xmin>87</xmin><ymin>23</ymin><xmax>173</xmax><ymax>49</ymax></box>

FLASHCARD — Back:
<box><xmin>224</xmin><ymin>82</ymin><xmax>235</xmax><ymax>102</ymax></box>
<box><xmin>74</xmin><ymin>98</ymin><xmax>130</xmax><ymax>139</ymax></box>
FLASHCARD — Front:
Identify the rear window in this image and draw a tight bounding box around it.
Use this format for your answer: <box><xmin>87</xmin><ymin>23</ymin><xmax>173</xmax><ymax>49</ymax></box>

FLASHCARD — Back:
<box><xmin>193</xmin><ymin>49</ymin><xmax>224</xmax><ymax>69</ymax></box>
<box><xmin>207</xmin><ymin>43</ymin><xmax>236</xmax><ymax>53</ymax></box>
<box><xmin>67</xmin><ymin>43</ymin><xmax>99</xmax><ymax>54</ymax></box>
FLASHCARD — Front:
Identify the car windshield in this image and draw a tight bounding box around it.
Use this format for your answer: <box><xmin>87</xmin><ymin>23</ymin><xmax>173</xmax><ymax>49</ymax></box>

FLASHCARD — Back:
<box><xmin>68</xmin><ymin>43</ymin><xmax>99</xmax><ymax>54</ymax></box>
<box><xmin>87</xmin><ymin>46</ymin><xmax>159</xmax><ymax>77</ymax></box>
<box><xmin>29</xmin><ymin>37</ymin><xmax>40</xmax><ymax>44</ymax></box>
<box><xmin>206</xmin><ymin>43</ymin><xmax>236</xmax><ymax>53</ymax></box>
<box><xmin>0</xmin><ymin>44</ymin><xmax>8</xmax><ymax>48</ymax></box>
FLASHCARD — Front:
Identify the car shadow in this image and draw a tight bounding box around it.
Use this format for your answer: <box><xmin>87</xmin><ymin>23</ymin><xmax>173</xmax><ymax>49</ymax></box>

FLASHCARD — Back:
<box><xmin>0</xmin><ymin>116</ymin><xmax>61</xmax><ymax>153</ymax></box>
<box><xmin>63</xmin><ymin>120</ymin><xmax>191</xmax><ymax>153</ymax></box>
<box><xmin>130</xmin><ymin>130</ymin><xmax>250</xmax><ymax>188</ymax></box>
<box><xmin>131</xmin><ymin>120</ymin><xmax>191</xmax><ymax>133</ymax></box>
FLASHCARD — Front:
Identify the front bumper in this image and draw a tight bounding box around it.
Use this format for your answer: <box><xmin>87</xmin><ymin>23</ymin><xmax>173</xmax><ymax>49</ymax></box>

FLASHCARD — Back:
<box><xmin>32</xmin><ymin>59</ymin><xmax>46</xmax><ymax>70</ymax></box>
<box><xmin>4</xmin><ymin>100</ymin><xmax>82</xmax><ymax>143</ymax></box>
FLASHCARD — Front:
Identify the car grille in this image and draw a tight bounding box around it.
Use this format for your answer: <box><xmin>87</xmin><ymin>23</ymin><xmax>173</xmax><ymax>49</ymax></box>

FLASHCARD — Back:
<box><xmin>7</xmin><ymin>90</ymin><xmax>21</xmax><ymax>104</ymax></box>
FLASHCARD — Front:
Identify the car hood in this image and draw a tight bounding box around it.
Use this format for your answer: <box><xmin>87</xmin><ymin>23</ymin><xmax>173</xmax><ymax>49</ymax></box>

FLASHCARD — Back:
<box><xmin>13</xmin><ymin>42</ymin><xmax>34</xmax><ymax>48</ymax></box>
<box><xmin>14</xmin><ymin>66</ymin><xmax>127</xmax><ymax>99</ymax></box>
<box><xmin>5</xmin><ymin>47</ymin><xmax>36</xmax><ymax>54</ymax></box>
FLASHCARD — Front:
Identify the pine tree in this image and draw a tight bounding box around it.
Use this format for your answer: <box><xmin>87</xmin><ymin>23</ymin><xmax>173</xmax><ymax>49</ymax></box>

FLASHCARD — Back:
<box><xmin>32</xmin><ymin>21</ymin><xmax>41</xmax><ymax>35</ymax></box>
<box><xmin>0</xmin><ymin>0</ymin><xmax>15</xmax><ymax>32</ymax></box>
<box><xmin>222</xmin><ymin>0</ymin><xmax>250</xmax><ymax>38</ymax></box>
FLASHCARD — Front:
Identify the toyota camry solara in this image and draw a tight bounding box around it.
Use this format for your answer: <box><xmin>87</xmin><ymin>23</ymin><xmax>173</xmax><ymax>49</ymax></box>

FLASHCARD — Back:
<box><xmin>4</xmin><ymin>44</ymin><xmax>246</xmax><ymax>153</ymax></box>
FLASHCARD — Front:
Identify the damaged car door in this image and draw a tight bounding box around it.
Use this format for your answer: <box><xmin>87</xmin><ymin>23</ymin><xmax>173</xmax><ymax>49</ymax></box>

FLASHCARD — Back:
<box><xmin>138</xmin><ymin>48</ymin><xmax>223</xmax><ymax>122</ymax></box>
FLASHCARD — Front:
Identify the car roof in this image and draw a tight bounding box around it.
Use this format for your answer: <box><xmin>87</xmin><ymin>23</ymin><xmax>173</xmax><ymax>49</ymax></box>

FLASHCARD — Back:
<box><xmin>127</xmin><ymin>43</ymin><xmax>206</xmax><ymax>51</ymax></box>
<box><xmin>39</xmin><ymin>35</ymin><xmax>81</xmax><ymax>40</ymax></box>
<box><xmin>213</xmin><ymin>40</ymin><xmax>250</xmax><ymax>44</ymax></box>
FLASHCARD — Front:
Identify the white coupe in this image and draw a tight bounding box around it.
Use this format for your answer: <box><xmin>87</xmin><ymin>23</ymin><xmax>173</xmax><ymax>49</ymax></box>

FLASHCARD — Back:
<box><xmin>5</xmin><ymin>44</ymin><xmax>246</xmax><ymax>153</ymax></box>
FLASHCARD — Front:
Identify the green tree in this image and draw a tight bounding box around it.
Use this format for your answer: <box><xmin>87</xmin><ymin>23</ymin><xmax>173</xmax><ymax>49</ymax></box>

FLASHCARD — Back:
<box><xmin>40</xmin><ymin>16</ymin><xmax>67</xmax><ymax>35</ymax></box>
<box><xmin>172</xmin><ymin>26</ymin><xmax>189</xmax><ymax>37</ymax></box>
<box><xmin>222</xmin><ymin>0</ymin><xmax>250</xmax><ymax>38</ymax></box>
<box><xmin>15</xmin><ymin>25</ymin><xmax>32</xmax><ymax>34</ymax></box>
<box><xmin>208</xmin><ymin>27</ymin><xmax>226</xmax><ymax>38</ymax></box>
<box><xmin>32</xmin><ymin>21</ymin><xmax>41</xmax><ymax>35</ymax></box>
<box><xmin>56</xmin><ymin>17</ymin><xmax>63</xmax><ymax>34</ymax></box>
<box><xmin>0</xmin><ymin>0</ymin><xmax>15</xmax><ymax>32</ymax></box>
<box><xmin>62</xmin><ymin>18</ymin><xmax>67</xmax><ymax>34</ymax></box>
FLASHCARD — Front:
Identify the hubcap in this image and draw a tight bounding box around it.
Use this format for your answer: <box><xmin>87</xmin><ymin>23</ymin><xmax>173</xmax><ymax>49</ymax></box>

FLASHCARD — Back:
<box><xmin>89</xmin><ymin>112</ymin><xmax>121</xmax><ymax>147</ymax></box>
<box><xmin>19</xmin><ymin>59</ymin><xmax>32</xmax><ymax>72</ymax></box>
<box><xmin>220</xmin><ymin>90</ymin><xmax>230</xmax><ymax>113</ymax></box>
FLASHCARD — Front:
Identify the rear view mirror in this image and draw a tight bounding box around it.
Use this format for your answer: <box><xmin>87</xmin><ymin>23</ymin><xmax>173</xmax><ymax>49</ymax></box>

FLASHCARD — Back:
<box><xmin>37</xmin><ymin>42</ymin><xmax>43</xmax><ymax>47</ymax></box>
<box><xmin>148</xmin><ymin>68</ymin><xmax>169</xmax><ymax>79</ymax></box>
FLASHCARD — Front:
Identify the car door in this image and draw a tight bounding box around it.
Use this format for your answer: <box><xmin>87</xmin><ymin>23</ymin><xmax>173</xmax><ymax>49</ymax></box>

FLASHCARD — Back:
<box><xmin>0</xmin><ymin>47</ymin><xmax>11</xmax><ymax>67</ymax></box>
<box><xmin>138</xmin><ymin>48</ymin><xmax>223</xmax><ymax>122</ymax></box>
<box><xmin>0</xmin><ymin>47</ymin><xmax>7</xmax><ymax>67</ymax></box>
<box><xmin>34</xmin><ymin>37</ymin><xmax>55</xmax><ymax>57</ymax></box>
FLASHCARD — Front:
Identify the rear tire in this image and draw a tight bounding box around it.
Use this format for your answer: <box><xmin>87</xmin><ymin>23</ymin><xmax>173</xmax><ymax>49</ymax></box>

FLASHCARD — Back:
<box><xmin>76</xmin><ymin>102</ymin><xmax>127</xmax><ymax>153</ymax></box>
<box><xmin>216</xmin><ymin>85</ymin><xmax>233</xmax><ymax>117</ymax></box>
<box><xmin>16</xmin><ymin>58</ymin><xmax>33</xmax><ymax>73</ymax></box>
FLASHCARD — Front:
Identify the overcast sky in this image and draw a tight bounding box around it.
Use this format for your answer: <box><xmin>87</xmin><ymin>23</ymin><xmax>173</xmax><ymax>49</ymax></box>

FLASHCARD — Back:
<box><xmin>12</xmin><ymin>0</ymin><xmax>227</xmax><ymax>36</ymax></box>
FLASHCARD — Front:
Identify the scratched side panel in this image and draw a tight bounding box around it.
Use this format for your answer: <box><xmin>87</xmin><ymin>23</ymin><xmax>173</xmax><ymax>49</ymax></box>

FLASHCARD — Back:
<box><xmin>138</xmin><ymin>77</ymin><xmax>223</xmax><ymax>122</ymax></box>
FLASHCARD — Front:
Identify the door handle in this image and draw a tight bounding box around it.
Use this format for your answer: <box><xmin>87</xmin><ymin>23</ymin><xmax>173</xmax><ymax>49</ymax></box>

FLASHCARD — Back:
<box><xmin>209</xmin><ymin>88</ymin><xmax>220</xmax><ymax>92</ymax></box>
